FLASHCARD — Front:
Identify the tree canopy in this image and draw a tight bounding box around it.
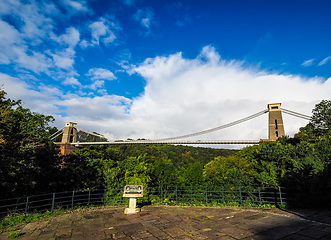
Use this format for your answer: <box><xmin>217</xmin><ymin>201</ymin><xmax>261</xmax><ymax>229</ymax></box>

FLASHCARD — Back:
<box><xmin>0</xmin><ymin>90</ymin><xmax>62</xmax><ymax>198</ymax></box>
<box><xmin>298</xmin><ymin>100</ymin><xmax>331</xmax><ymax>139</ymax></box>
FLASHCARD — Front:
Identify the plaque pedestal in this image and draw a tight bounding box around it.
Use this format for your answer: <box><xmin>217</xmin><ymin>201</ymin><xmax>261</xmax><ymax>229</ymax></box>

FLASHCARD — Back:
<box><xmin>124</xmin><ymin>198</ymin><xmax>140</xmax><ymax>214</ymax></box>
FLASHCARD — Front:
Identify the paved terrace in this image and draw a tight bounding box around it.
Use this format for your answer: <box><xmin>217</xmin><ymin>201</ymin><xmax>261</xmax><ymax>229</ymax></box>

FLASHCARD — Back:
<box><xmin>1</xmin><ymin>205</ymin><xmax>331</xmax><ymax>240</ymax></box>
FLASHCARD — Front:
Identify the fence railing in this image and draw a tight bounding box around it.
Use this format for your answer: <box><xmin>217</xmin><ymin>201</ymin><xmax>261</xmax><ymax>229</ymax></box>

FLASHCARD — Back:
<box><xmin>146</xmin><ymin>186</ymin><xmax>285</xmax><ymax>207</ymax></box>
<box><xmin>0</xmin><ymin>186</ymin><xmax>285</xmax><ymax>218</ymax></box>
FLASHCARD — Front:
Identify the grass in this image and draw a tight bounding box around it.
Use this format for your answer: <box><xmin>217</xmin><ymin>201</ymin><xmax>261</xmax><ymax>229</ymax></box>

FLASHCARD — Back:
<box><xmin>7</xmin><ymin>231</ymin><xmax>25</xmax><ymax>239</ymax></box>
<box><xmin>0</xmin><ymin>210</ymin><xmax>66</xmax><ymax>233</ymax></box>
<box><xmin>0</xmin><ymin>205</ymin><xmax>97</xmax><ymax>234</ymax></box>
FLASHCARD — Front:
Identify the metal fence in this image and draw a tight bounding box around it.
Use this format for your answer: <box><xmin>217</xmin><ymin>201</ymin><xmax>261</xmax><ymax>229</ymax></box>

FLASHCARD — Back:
<box><xmin>0</xmin><ymin>186</ymin><xmax>285</xmax><ymax>217</ymax></box>
<box><xmin>145</xmin><ymin>186</ymin><xmax>285</xmax><ymax>207</ymax></box>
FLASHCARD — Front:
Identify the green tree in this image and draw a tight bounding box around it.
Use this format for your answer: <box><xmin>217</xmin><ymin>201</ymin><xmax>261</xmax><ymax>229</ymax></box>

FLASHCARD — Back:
<box><xmin>299</xmin><ymin>100</ymin><xmax>331</xmax><ymax>139</ymax></box>
<box><xmin>0</xmin><ymin>90</ymin><xmax>61</xmax><ymax>198</ymax></box>
<box><xmin>181</xmin><ymin>161</ymin><xmax>204</xmax><ymax>186</ymax></box>
<box><xmin>150</xmin><ymin>158</ymin><xmax>178</xmax><ymax>187</ymax></box>
<box><xmin>203</xmin><ymin>155</ymin><xmax>256</xmax><ymax>186</ymax></box>
<box><xmin>121</xmin><ymin>155</ymin><xmax>151</xmax><ymax>189</ymax></box>
<box><xmin>238</xmin><ymin>142</ymin><xmax>288</xmax><ymax>187</ymax></box>
<box><xmin>60</xmin><ymin>148</ymin><xmax>109</xmax><ymax>191</ymax></box>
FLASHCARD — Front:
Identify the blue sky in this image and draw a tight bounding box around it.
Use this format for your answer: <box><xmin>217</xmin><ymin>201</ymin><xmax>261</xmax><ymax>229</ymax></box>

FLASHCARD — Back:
<box><xmin>1</xmin><ymin>0</ymin><xmax>330</xmax><ymax>143</ymax></box>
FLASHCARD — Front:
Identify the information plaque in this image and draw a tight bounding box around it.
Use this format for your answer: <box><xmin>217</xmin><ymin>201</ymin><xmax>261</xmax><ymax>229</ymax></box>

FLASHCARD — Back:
<box><xmin>123</xmin><ymin>185</ymin><xmax>143</xmax><ymax>198</ymax></box>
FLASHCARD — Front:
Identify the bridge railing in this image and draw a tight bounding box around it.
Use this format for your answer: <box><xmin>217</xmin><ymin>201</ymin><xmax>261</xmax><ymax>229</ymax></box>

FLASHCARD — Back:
<box><xmin>0</xmin><ymin>186</ymin><xmax>286</xmax><ymax>218</ymax></box>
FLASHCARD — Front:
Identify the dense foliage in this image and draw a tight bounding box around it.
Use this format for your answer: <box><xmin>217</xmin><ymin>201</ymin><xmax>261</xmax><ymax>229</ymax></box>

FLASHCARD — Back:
<box><xmin>60</xmin><ymin>144</ymin><xmax>237</xmax><ymax>191</ymax></box>
<box><xmin>59</xmin><ymin>100</ymin><xmax>331</xmax><ymax>207</ymax></box>
<box><xmin>0</xmin><ymin>90</ymin><xmax>62</xmax><ymax>198</ymax></box>
<box><xmin>1</xmin><ymin>90</ymin><xmax>330</xmax><ymax>208</ymax></box>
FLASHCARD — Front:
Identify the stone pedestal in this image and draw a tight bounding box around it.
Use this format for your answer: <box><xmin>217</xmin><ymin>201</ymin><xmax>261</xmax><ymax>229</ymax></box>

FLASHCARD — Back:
<box><xmin>124</xmin><ymin>198</ymin><xmax>140</xmax><ymax>214</ymax></box>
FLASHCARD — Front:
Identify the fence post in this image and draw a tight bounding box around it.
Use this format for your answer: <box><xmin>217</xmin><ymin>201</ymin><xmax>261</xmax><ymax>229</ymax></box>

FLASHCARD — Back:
<box><xmin>120</xmin><ymin>189</ymin><xmax>123</xmax><ymax>205</ymax></box>
<box><xmin>161</xmin><ymin>186</ymin><xmax>163</xmax><ymax>204</ymax></box>
<box><xmin>205</xmin><ymin>186</ymin><xmax>208</xmax><ymax>205</ymax></box>
<box><xmin>88</xmin><ymin>190</ymin><xmax>91</xmax><ymax>205</ymax></box>
<box><xmin>190</xmin><ymin>186</ymin><xmax>193</xmax><ymax>205</ymax></box>
<box><xmin>25</xmin><ymin>197</ymin><xmax>29</xmax><ymax>216</ymax></box>
<box><xmin>103</xmin><ymin>189</ymin><xmax>107</xmax><ymax>205</ymax></box>
<box><xmin>274</xmin><ymin>188</ymin><xmax>278</xmax><ymax>207</ymax></box>
<box><xmin>258</xmin><ymin>187</ymin><xmax>262</xmax><ymax>205</ymax></box>
<box><xmin>278</xmin><ymin>187</ymin><xmax>283</xmax><ymax>206</ymax></box>
<box><xmin>71</xmin><ymin>191</ymin><xmax>75</xmax><ymax>209</ymax></box>
<box><xmin>176</xmin><ymin>186</ymin><xmax>178</xmax><ymax>205</ymax></box>
<box><xmin>239</xmin><ymin>186</ymin><xmax>242</xmax><ymax>205</ymax></box>
<box><xmin>51</xmin><ymin>193</ymin><xmax>55</xmax><ymax>212</ymax></box>
<box><xmin>222</xmin><ymin>186</ymin><xmax>225</xmax><ymax>205</ymax></box>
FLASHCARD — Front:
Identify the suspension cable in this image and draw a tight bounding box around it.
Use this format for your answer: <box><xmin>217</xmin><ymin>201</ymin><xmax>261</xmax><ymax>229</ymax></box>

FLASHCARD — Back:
<box><xmin>49</xmin><ymin>127</ymin><xmax>65</xmax><ymax>140</ymax></box>
<box><xmin>50</xmin><ymin>130</ymin><xmax>65</xmax><ymax>140</ymax></box>
<box><xmin>75</xmin><ymin>126</ymin><xmax>106</xmax><ymax>139</ymax></box>
<box><xmin>155</xmin><ymin>109</ymin><xmax>269</xmax><ymax>141</ymax></box>
<box><xmin>281</xmin><ymin>108</ymin><xmax>311</xmax><ymax>120</ymax></box>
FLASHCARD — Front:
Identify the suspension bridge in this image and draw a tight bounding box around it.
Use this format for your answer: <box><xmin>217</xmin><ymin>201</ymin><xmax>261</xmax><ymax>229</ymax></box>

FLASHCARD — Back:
<box><xmin>51</xmin><ymin>103</ymin><xmax>311</xmax><ymax>155</ymax></box>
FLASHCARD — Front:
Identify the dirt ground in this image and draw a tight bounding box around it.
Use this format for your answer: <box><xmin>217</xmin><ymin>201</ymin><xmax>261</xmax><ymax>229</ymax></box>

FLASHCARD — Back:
<box><xmin>1</xmin><ymin>205</ymin><xmax>331</xmax><ymax>239</ymax></box>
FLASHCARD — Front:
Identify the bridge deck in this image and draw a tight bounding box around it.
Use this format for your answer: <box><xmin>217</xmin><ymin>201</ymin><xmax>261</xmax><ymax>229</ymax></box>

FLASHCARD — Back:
<box><xmin>69</xmin><ymin>140</ymin><xmax>262</xmax><ymax>146</ymax></box>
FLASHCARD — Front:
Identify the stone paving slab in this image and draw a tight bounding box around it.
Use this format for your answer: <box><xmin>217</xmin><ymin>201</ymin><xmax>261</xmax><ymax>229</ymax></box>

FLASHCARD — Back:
<box><xmin>1</xmin><ymin>206</ymin><xmax>331</xmax><ymax>240</ymax></box>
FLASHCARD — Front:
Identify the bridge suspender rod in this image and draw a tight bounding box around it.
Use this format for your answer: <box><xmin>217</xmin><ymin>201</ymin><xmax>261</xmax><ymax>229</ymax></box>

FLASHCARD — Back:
<box><xmin>156</xmin><ymin>109</ymin><xmax>269</xmax><ymax>141</ymax></box>
<box><xmin>281</xmin><ymin>108</ymin><xmax>311</xmax><ymax>121</ymax></box>
<box><xmin>74</xmin><ymin>126</ymin><xmax>105</xmax><ymax>139</ymax></box>
<box><xmin>49</xmin><ymin>127</ymin><xmax>65</xmax><ymax>140</ymax></box>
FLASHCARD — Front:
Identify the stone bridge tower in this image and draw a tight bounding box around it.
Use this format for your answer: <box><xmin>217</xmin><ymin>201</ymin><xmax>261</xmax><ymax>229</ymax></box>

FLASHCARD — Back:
<box><xmin>268</xmin><ymin>103</ymin><xmax>285</xmax><ymax>140</ymax></box>
<box><xmin>60</xmin><ymin>122</ymin><xmax>77</xmax><ymax>155</ymax></box>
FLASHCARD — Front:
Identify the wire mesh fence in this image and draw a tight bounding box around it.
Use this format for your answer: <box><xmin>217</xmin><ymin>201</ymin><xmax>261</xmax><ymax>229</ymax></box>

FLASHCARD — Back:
<box><xmin>0</xmin><ymin>186</ymin><xmax>285</xmax><ymax>218</ymax></box>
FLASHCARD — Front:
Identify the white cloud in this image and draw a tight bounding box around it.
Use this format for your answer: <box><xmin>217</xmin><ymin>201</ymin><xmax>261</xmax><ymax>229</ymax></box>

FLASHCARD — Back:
<box><xmin>1</xmin><ymin>73</ymin><xmax>130</xmax><ymax>132</ymax></box>
<box><xmin>56</xmin><ymin>0</ymin><xmax>90</xmax><ymax>16</ymax></box>
<box><xmin>133</xmin><ymin>8</ymin><xmax>154</xmax><ymax>32</ymax></box>
<box><xmin>62</xmin><ymin>0</ymin><xmax>88</xmax><ymax>12</ymax></box>
<box><xmin>318</xmin><ymin>56</ymin><xmax>331</xmax><ymax>66</ymax></box>
<box><xmin>79</xmin><ymin>39</ymin><xmax>89</xmax><ymax>48</ymax></box>
<box><xmin>85</xmin><ymin>17</ymin><xmax>118</xmax><ymax>47</ymax></box>
<box><xmin>88</xmin><ymin>80</ymin><xmax>105</xmax><ymax>90</ymax></box>
<box><xmin>0</xmin><ymin>4</ymin><xmax>54</xmax><ymax>74</ymax></box>
<box><xmin>0</xmin><ymin>53</ymin><xmax>10</xmax><ymax>64</ymax></box>
<box><xmin>62</xmin><ymin>77</ymin><xmax>82</xmax><ymax>86</ymax></box>
<box><xmin>59</xmin><ymin>95</ymin><xmax>131</xmax><ymax>119</ymax></box>
<box><xmin>49</xmin><ymin>48</ymin><xmax>76</xmax><ymax>70</ymax></box>
<box><xmin>0</xmin><ymin>0</ymin><xmax>54</xmax><ymax>42</ymax></box>
<box><xmin>0</xmin><ymin>1</ymin><xmax>89</xmax><ymax>76</ymax></box>
<box><xmin>0</xmin><ymin>73</ymin><xmax>39</xmax><ymax>99</ymax></box>
<box><xmin>0</xmin><ymin>20</ymin><xmax>22</xmax><ymax>46</ymax></box>
<box><xmin>2</xmin><ymin>47</ymin><xmax>330</xmax><ymax>146</ymax></box>
<box><xmin>51</xmin><ymin>27</ymin><xmax>80</xmax><ymax>48</ymax></box>
<box><xmin>47</xmin><ymin>28</ymin><xmax>80</xmax><ymax>71</ymax></box>
<box><xmin>301</xmin><ymin>58</ymin><xmax>314</xmax><ymax>67</ymax></box>
<box><xmin>38</xmin><ymin>84</ymin><xmax>63</xmax><ymax>97</ymax></box>
<box><xmin>87</xmin><ymin>68</ymin><xmax>117</xmax><ymax>81</ymax></box>
<box><xmin>14</xmin><ymin>48</ymin><xmax>53</xmax><ymax>74</ymax></box>
<box><xmin>127</xmin><ymin>47</ymin><xmax>330</xmax><ymax>141</ymax></box>
<box><xmin>199</xmin><ymin>45</ymin><xmax>221</xmax><ymax>64</ymax></box>
<box><xmin>0</xmin><ymin>73</ymin><xmax>61</xmax><ymax>114</ymax></box>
